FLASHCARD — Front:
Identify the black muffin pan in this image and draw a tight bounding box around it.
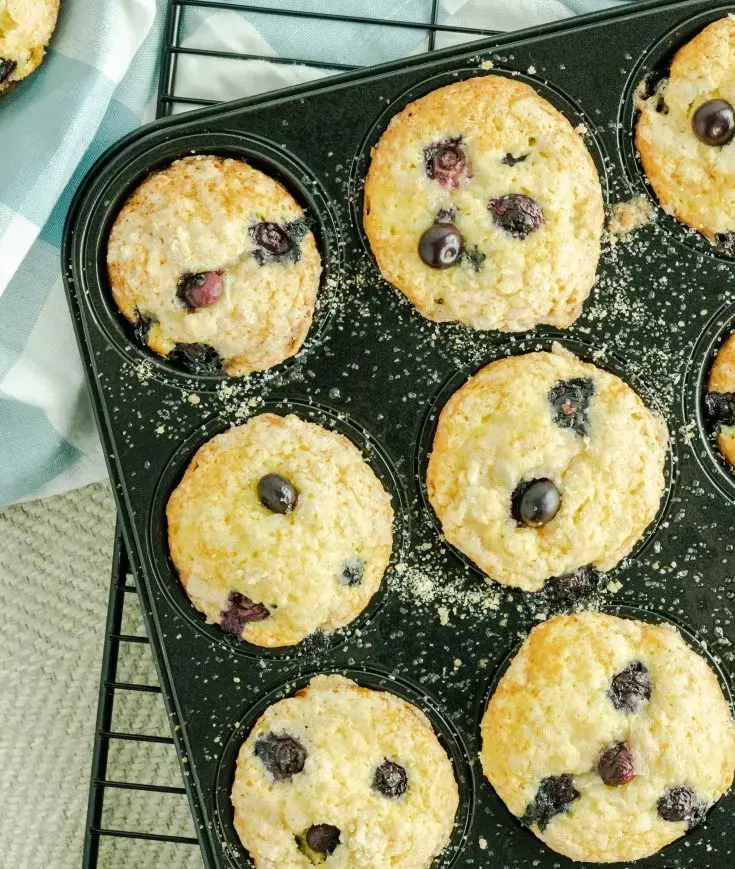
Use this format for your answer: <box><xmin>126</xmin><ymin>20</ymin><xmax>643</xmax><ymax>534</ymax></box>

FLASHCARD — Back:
<box><xmin>62</xmin><ymin>2</ymin><xmax>735</xmax><ymax>867</ymax></box>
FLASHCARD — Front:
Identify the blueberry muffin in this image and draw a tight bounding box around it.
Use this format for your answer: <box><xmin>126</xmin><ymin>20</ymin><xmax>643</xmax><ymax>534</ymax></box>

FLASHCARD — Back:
<box><xmin>0</xmin><ymin>0</ymin><xmax>59</xmax><ymax>96</ymax></box>
<box><xmin>108</xmin><ymin>155</ymin><xmax>322</xmax><ymax>376</ymax></box>
<box><xmin>232</xmin><ymin>675</ymin><xmax>459</xmax><ymax>868</ymax></box>
<box><xmin>481</xmin><ymin>612</ymin><xmax>735</xmax><ymax>863</ymax></box>
<box><xmin>166</xmin><ymin>413</ymin><xmax>393</xmax><ymax>647</ymax></box>
<box><xmin>426</xmin><ymin>344</ymin><xmax>667</xmax><ymax>592</ymax></box>
<box><xmin>363</xmin><ymin>75</ymin><xmax>604</xmax><ymax>331</ymax></box>
<box><xmin>636</xmin><ymin>17</ymin><xmax>735</xmax><ymax>253</ymax></box>
<box><xmin>705</xmin><ymin>330</ymin><xmax>735</xmax><ymax>467</ymax></box>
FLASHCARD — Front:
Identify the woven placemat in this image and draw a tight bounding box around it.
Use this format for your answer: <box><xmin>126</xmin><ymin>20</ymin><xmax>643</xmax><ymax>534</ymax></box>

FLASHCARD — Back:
<box><xmin>0</xmin><ymin>483</ymin><xmax>203</xmax><ymax>868</ymax></box>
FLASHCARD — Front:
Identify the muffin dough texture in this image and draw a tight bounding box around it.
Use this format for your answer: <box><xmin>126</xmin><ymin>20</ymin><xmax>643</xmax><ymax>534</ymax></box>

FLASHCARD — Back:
<box><xmin>232</xmin><ymin>675</ymin><xmax>459</xmax><ymax>869</ymax></box>
<box><xmin>167</xmin><ymin>414</ymin><xmax>393</xmax><ymax>646</ymax></box>
<box><xmin>427</xmin><ymin>344</ymin><xmax>667</xmax><ymax>591</ymax></box>
<box><xmin>637</xmin><ymin>17</ymin><xmax>735</xmax><ymax>248</ymax></box>
<box><xmin>108</xmin><ymin>155</ymin><xmax>322</xmax><ymax>376</ymax></box>
<box><xmin>364</xmin><ymin>75</ymin><xmax>603</xmax><ymax>330</ymax></box>
<box><xmin>481</xmin><ymin>612</ymin><xmax>735</xmax><ymax>862</ymax></box>
<box><xmin>707</xmin><ymin>330</ymin><xmax>735</xmax><ymax>466</ymax></box>
<box><xmin>0</xmin><ymin>0</ymin><xmax>59</xmax><ymax>96</ymax></box>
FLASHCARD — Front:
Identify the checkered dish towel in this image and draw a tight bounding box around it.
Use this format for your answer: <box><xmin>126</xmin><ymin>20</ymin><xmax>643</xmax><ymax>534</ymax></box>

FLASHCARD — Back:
<box><xmin>0</xmin><ymin>0</ymin><xmax>625</xmax><ymax>507</ymax></box>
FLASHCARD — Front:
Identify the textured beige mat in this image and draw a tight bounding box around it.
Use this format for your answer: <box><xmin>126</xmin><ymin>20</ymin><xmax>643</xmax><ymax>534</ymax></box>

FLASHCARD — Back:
<box><xmin>0</xmin><ymin>483</ymin><xmax>203</xmax><ymax>869</ymax></box>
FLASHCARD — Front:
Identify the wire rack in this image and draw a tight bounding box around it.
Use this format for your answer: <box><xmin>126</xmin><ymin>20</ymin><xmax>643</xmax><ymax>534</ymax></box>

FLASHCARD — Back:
<box><xmin>83</xmin><ymin>3</ymin><xmax>500</xmax><ymax>867</ymax></box>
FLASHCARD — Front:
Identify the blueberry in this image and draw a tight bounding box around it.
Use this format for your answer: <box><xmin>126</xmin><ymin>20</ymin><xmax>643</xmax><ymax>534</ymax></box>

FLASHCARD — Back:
<box><xmin>512</xmin><ymin>479</ymin><xmax>561</xmax><ymax>527</ymax></box>
<box><xmin>488</xmin><ymin>193</ymin><xmax>544</xmax><ymax>238</ymax></box>
<box><xmin>176</xmin><ymin>270</ymin><xmax>224</xmax><ymax>310</ymax></box>
<box><xmin>298</xmin><ymin>824</ymin><xmax>340</xmax><ymax>860</ymax></box>
<box><xmin>168</xmin><ymin>342</ymin><xmax>223</xmax><ymax>375</ymax></box>
<box><xmin>657</xmin><ymin>786</ymin><xmax>706</xmax><ymax>828</ymax></box>
<box><xmin>502</xmin><ymin>152</ymin><xmax>528</xmax><ymax>166</ymax></box>
<box><xmin>254</xmin><ymin>732</ymin><xmax>307</xmax><ymax>780</ymax></box>
<box><xmin>339</xmin><ymin>556</ymin><xmax>364</xmax><ymax>587</ymax></box>
<box><xmin>220</xmin><ymin>591</ymin><xmax>270</xmax><ymax>637</ymax></box>
<box><xmin>258</xmin><ymin>473</ymin><xmax>298</xmax><ymax>514</ymax></box>
<box><xmin>250</xmin><ymin>219</ymin><xmax>309</xmax><ymax>265</ymax></box>
<box><xmin>418</xmin><ymin>223</ymin><xmax>464</xmax><ymax>269</ymax></box>
<box><xmin>460</xmin><ymin>246</ymin><xmax>486</xmax><ymax>273</ymax></box>
<box><xmin>132</xmin><ymin>308</ymin><xmax>156</xmax><ymax>345</ymax></box>
<box><xmin>715</xmin><ymin>231</ymin><xmax>735</xmax><ymax>255</ymax></box>
<box><xmin>435</xmin><ymin>207</ymin><xmax>458</xmax><ymax>223</ymax></box>
<box><xmin>706</xmin><ymin>391</ymin><xmax>735</xmax><ymax>426</ymax></box>
<box><xmin>522</xmin><ymin>774</ymin><xmax>580</xmax><ymax>832</ymax></box>
<box><xmin>692</xmin><ymin>99</ymin><xmax>735</xmax><ymax>146</ymax></box>
<box><xmin>547</xmin><ymin>565</ymin><xmax>598</xmax><ymax>603</ymax></box>
<box><xmin>548</xmin><ymin>378</ymin><xmax>595</xmax><ymax>437</ymax></box>
<box><xmin>373</xmin><ymin>759</ymin><xmax>407</xmax><ymax>798</ymax></box>
<box><xmin>252</xmin><ymin>222</ymin><xmax>291</xmax><ymax>256</ymax></box>
<box><xmin>0</xmin><ymin>58</ymin><xmax>16</xmax><ymax>85</ymax></box>
<box><xmin>609</xmin><ymin>661</ymin><xmax>652</xmax><ymax>713</ymax></box>
<box><xmin>424</xmin><ymin>137</ymin><xmax>468</xmax><ymax>189</ymax></box>
<box><xmin>597</xmin><ymin>743</ymin><xmax>636</xmax><ymax>786</ymax></box>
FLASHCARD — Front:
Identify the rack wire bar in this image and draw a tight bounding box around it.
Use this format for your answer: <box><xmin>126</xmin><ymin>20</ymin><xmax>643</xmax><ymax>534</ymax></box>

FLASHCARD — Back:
<box><xmin>85</xmin><ymin>3</ymin><xmax>497</xmax><ymax>866</ymax></box>
<box><xmin>155</xmin><ymin>0</ymin><xmax>495</xmax><ymax>116</ymax></box>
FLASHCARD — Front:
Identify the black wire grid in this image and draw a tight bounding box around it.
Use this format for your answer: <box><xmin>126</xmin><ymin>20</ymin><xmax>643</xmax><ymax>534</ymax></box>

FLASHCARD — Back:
<box><xmin>83</xmin><ymin>3</ymin><xmax>498</xmax><ymax>866</ymax></box>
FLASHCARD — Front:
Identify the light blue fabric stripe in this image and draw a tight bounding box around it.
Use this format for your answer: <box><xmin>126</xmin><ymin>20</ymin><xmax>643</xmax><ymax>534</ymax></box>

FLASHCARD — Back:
<box><xmin>0</xmin><ymin>239</ymin><xmax>60</xmax><ymax>380</ymax></box>
<box><xmin>40</xmin><ymin>98</ymin><xmax>142</xmax><ymax>248</ymax></box>
<box><xmin>0</xmin><ymin>53</ymin><xmax>116</xmax><ymax>225</ymax></box>
<box><xmin>0</xmin><ymin>398</ymin><xmax>83</xmax><ymax>504</ymax></box>
<box><xmin>178</xmin><ymin>1</ymin><xmax>433</xmax><ymax>67</ymax></box>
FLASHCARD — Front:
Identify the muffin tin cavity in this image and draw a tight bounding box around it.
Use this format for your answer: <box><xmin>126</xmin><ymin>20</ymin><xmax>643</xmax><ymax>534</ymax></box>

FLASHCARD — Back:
<box><xmin>477</xmin><ymin>605</ymin><xmax>734</xmax><ymax>858</ymax></box>
<box><xmin>620</xmin><ymin>5</ymin><xmax>735</xmax><ymax>260</ymax></box>
<box><xmin>147</xmin><ymin>401</ymin><xmax>409</xmax><ymax>660</ymax></box>
<box><xmin>416</xmin><ymin>333</ymin><xmax>674</xmax><ymax>588</ymax></box>
<box><xmin>75</xmin><ymin>130</ymin><xmax>341</xmax><ymax>388</ymax></box>
<box><xmin>350</xmin><ymin>66</ymin><xmax>610</xmax><ymax>269</ymax></box>
<box><xmin>685</xmin><ymin>301</ymin><xmax>735</xmax><ymax>502</ymax></box>
<box><xmin>213</xmin><ymin>668</ymin><xmax>474</xmax><ymax>869</ymax></box>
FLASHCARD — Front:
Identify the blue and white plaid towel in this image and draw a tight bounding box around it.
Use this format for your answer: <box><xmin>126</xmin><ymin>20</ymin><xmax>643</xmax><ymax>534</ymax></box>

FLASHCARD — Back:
<box><xmin>0</xmin><ymin>0</ymin><xmax>624</xmax><ymax>507</ymax></box>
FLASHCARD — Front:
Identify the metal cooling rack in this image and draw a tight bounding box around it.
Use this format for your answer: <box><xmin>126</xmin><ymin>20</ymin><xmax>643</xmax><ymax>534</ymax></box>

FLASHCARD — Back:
<box><xmin>83</xmin><ymin>3</ymin><xmax>499</xmax><ymax>866</ymax></box>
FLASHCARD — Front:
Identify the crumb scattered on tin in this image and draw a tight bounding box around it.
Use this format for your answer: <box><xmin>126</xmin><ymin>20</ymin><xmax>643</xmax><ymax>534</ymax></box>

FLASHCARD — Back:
<box><xmin>605</xmin><ymin>195</ymin><xmax>655</xmax><ymax>246</ymax></box>
<box><xmin>480</xmin><ymin>59</ymin><xmax>494</xmax><ymax>70</ymax></box>
<box><xmin>187</xmin><ymin>393</ymin><xmax>201</xmax><ymax>405</ymax></box>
